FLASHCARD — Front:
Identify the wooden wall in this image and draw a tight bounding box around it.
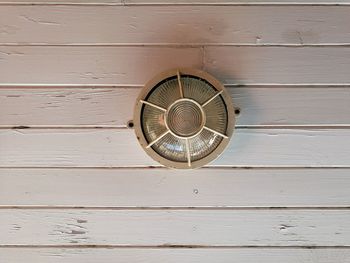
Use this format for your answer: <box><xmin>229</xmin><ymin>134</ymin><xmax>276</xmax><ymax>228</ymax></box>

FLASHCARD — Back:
<box><xmin>0</xmin><ymin>1</ymin><xmax>350</xmax><ymax>262</ymax></box>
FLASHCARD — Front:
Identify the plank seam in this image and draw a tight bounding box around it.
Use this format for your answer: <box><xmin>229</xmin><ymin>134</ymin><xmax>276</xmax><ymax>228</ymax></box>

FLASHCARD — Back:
<box><xmin>1</xmin><ymin>83</ymin><xmax>350</xmax><ymax>87</ymax></box>
<box><xmin>0</xmin><ymin>167</ymin><xmax>349</xmax><ymax>171</ymax></box>
<box><xmin>0</xmin><ymin>206</ymin><xmax>349</xmax><ymax>210</ymax></box>
<box><xmin>2</xmin><ymin>125</ymin><xmax>350</xmax><ymax>129</ymax></box>
<box><xmin>1</xmin><ymin>2</ymin><xmax>350</xmax><ymax>6</ymax></box>
<box><xmin>0</xmin><ymin>245</ymin><xmax>349</xmax><ymax>249</ymax></box>
<box><xmin>0</xmin><ymin>166</ymin><xmax>349</xmax><ymax>170</ymax></box>
<box><xmin>2</xmin><ymin>43</ymin><xmax>350</xmax><ymax>47</ymax></box>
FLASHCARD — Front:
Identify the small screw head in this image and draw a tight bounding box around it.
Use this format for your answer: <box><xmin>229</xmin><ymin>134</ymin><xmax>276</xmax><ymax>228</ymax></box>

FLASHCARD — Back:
<box><xmin>234</xmin><ymin>108</ymin><xmax>241</xmax><ymax>116</ymax></box>
<box><xmin>127</xmin><ymin>120</ymin><xmax>134</xmax><ymax>129</ymax></box>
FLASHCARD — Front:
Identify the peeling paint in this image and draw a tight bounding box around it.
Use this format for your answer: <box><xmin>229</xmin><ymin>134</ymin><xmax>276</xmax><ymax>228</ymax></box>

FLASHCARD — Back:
<box><xmin>20</xmin><ymin>15</ymin><xmax>61</xmax><ymax>26</ymax></box>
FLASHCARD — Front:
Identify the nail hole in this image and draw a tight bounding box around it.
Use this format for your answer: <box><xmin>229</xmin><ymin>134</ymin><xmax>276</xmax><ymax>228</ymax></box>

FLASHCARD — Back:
<box><xmin>127</xmin><ymin>120</ymin><xmax>134</xmax><ymax>129</ymax></box>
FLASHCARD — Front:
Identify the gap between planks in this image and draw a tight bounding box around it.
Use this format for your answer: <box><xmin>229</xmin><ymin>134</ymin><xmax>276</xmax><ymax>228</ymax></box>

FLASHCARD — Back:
<box><xmin>1</xmin><ymin>83</ymin><xmax>350</xmax><ymax>87</ymax></box>
<box><xmin>3</xmin><ymin>125</ymin><xmax>350</xmax><ymax>129</ymax></box>
<box><xmin>1</xmin><ymin>166</ymin><xmax>350</xmax><ymax>169</ymax></box>
<box><xmin>0</xmin><ymin>206</ymin><xmax>349</xmax><ymax>210</ymax></box>
<box><xmin>2</xmin><ymin>2</ymin><xmax>350</xmax><ymax>6</ymax></box>
<box><xmin>3</xmin><ymin>44</ymin><xmax>350</xmax><ymax>47</ymax></box>
<box><xmin>0</xmin><ymin>245</ymin><xmax>350</xmax><ymax>249</ymax></box>
<box><xmin>0</xmin><ymin>166</ymin><xmax>349</xmax><ymax>169</ymax></box>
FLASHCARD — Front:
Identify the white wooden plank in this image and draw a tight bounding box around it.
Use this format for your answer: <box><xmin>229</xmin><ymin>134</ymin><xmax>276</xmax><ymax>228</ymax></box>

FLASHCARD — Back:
<box><xmin>1</xmin><ymin>248</ymin><xmax>350</xmax><ymax>263</ymax></box>
<box><xmin>1</xmin><ymin>86</ymin><xmax>349</xmax><ymax>127</ymax></box>
<box><xmin>1</xmin><ymin>6</ymin><xmax>350</xmax><ymax>44</ymax></box>
<box><xmin>2</xmin><ymin>0</ymin><xmax>350</xmax><ymax>4</ymax></box>
<box><xmin>0</xmin><ymin>209</ymin><xmax>349</xmax><ymax>245</ymax></box>
<box><xmin>204</xmin><ymin>46</ymin><xmax>350</xmax><ymax>84</ymax></box>
<box><xmin>1</xmin><ymin>168</ymin><xmax>349</xmax><ymax>207</ymax></box>
<box><xmin>0</xmin><ymin>0</ymin><xmax>122</xmax><ymax>3</ymax></box>
<box><xmin>127</xmin><ymin>0</ymin><xmax>350</xmax><ymax>4</ymax></box>
<box><xmin>0</xmin><ymin>87</ymin><xmax>138</xmax><ymax>127</ymax></box>
<box><xmin>0</xmin><ymin>46</ymin><xmax>202</xmax><ymax>85</ymax></box>
<box><xmin>1</xmin><ymin>46</ymin><xmax>350</xmax><ymax>84</ymax></box>
<box><xmin>0</xmin><ymin>129</ymin><xmax>349</xmax><ymax>167</ymax></box>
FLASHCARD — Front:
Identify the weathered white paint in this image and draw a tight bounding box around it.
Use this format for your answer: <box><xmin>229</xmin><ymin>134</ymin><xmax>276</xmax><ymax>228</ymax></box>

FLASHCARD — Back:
<box><xmin>204</xmin><ymin>46</ymin><xmax>350</xmax><ymax>85</ymax></box>
<box><xmin>0</xmin><ymin>0</ymin><xmax>349</xmax><ymax>260</ymax></box>
<box><xmin>1</xmin><ymin>168</ymin><xmax>349</xmax><ymax>207</ymax></box>
<box><xmin>126</xmin><ymin>0</ymin><xmax>350</xmax><ymax>4</ymax></box>
<box><xmin>1</xmin><ymin>248</ymin><xmax>350</xmax><ymax>263</ymax></box>
<box><xmin>2</xmin><ymin>47</ymin><xmax>350</xmax><ymax>84</ymax></box>
<box><xmin>0</xmin><ymin>128</ymin><xmax>349</xmax><ymax>167</ymax></box>
<box><xmin>1</xmin><ymin>6</ymin><xmax>350</xmax><ymax>44</ymax></box>
<box><xmin>1</xmin><ymin>86</ymin><xmax>349</xmax><ymax>127</ymax></box>
<box><xmin>0</xmin><ymin>209</ymin><xmax>349</xmax><ymax>245</ymax></box>
<box><xmin>0</xmin><ymin>46</ymin><xmax>202</xmax><ymax>85</ymax></box>
<box><xmin>2</xmin><ymin>0</ymin><xmax>350</xmax><ymax>4</ymax></box>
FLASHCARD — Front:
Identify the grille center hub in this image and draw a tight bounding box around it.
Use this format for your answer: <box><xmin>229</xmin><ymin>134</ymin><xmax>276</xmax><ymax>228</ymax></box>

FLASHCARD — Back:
<box><xmin>165</xmin><ymin>98</ymin><xmax>205</xmax><ymax>138</ymax></box>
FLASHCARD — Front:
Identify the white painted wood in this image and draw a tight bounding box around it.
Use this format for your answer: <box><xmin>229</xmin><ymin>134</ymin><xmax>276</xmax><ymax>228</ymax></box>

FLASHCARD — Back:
<box><xmin>2</xmin><ymin>0</ymin><xmax>350</xmax><ymax>4</ymax></box>
<box><xmin>1</xmin><ymin>168</ymin><xmax>349</xmax><ymax>207</ymax></box>
<box><xmin>0</xmin><ymin>46</ymin><xmax>202</xmax><ymax>85</ymax></box>
<box><xmin>127</xmin><ymin>0</ymin><xmax>350</xmax><ymax>4</ymax></box>
<box><xmin>1</xmin><ymin>248</ymin><xmax>350</xmax><ymax>263</ymax></box>
<box><xmin>0</xmin><ymin>1</ymin><xmax>349</xmax><ymax>258</ymax></box>
<box><xmin>0</xmin><ymin>0</ymin><xmax>122</xmax><ymax>3</ymax></box>
<box><xmin>0</xmin><ymin>87</ymin><xmax>139</xmax><ymax>127</ymax></box>
<box><xmin>0</xmin><ymin>209</ymin><xmax>349</xmax><ymax>245</ymax></box>
<box><xmin>1</xmin><ymin>6</ymin><xmax>350</xmax><ymax>44</ymax></box>
<box><xmin>0</xmin><ymin>129</ymin><xmax>349</xmax><ymax>167</ymax></box>
<box><xmin>1</xmin><ymin>86</ymin><xmax>349</xmax><ymax>127</ymax></box>
<box><xmin>1</xmin><ymin>46</ymin><xmax>350</xmax><ymax>84</ymax></box>
<box><xmin>204</xmin><ymin>46</ymin><xmax>350</xmax><ymax>84</ymax></box>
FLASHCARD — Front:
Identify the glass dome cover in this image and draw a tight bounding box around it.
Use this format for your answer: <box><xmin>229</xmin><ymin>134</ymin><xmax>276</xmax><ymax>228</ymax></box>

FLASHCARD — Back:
<box><xmin>133</xmin><ymin>68</ymin><xmax>236</xmax><ymax>169</ymax></box>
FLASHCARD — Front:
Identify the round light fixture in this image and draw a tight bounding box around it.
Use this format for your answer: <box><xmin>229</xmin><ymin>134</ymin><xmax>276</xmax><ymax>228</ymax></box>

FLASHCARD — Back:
<box><xmin>133</xmin><ymin>68</ymin><xmax>236</xmax><ymax>169</ymax></box>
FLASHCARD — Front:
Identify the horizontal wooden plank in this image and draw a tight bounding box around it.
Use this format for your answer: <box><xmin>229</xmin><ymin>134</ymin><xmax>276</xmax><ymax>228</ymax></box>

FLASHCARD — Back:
<box><xmin>2</xmin><ymin>0</ymin><xmax>350</xmax><ymax>4</ymax></box>
<box><xmin>0</xmin><ymin>46</ymin><xmax>202</xmax><ymax>85</ymax></box>
<box><xmin>1</xmin><ymin>248</ymin><xmax>350</xmax><ymax>263</ymax></box>
<box><xmin>1</xmin><ymin>86</ymin><xmax>350</xmax><ymax>127</ymax></box>
<box><xmin>1</xmin><ymin>46</ymin><xmax>350</xmax><ymax>84</ymax></box>
<box><xmin>0</xmin><ymin>128</ymin><xmax>349</xmax><ymax>167</ymax></box>
<box><xmin>0</xmin><ymin>87</ymin><xmax>138</xmax><ymax>127</ymax></box>
<box><xmin>127</xmin><ymin>0</ymin><xmax>350</xmax><ymax>4</ymax></box>
<box><xmin>204</xmin><ymin>46</ymin><xmax>350</xmax><ymax>84</ymax></box>
<box><xmin>1</xmin><ymin>168</ymin><xmax>349</xmax><ymax>207</ymax></box>
<box><xmin>1</xmin><ymin>6</ymin><xmax>350</xmax><ymax>44</ymax></box>
<box><xmin>0</xmin><ymin>209</ymin><xmax>349</xmax><ymax>245</ymax></box>
<box><xmin>0</xmin><ymin>0</ymin><xmax>122</xmax><ymax>3</ymax></box>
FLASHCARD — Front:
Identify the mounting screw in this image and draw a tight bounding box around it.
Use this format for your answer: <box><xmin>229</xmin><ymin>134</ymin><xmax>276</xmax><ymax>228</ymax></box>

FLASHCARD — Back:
<box><xmin>127</xmin><ymin>120</ymin><xmax>134</xmax><ymax>129</ymax></box>
<box><xmin>234</xmin><ymin>107</ymin><xmax>241</xmax><ymax>116</ymax></box>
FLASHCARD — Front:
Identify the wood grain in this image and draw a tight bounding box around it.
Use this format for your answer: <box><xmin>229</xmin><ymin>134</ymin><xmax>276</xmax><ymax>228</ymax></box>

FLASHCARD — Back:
<box><xmin>1</xmin><ymin>248</ymin><xmax>350</xmax><ymax>263</ymax></box>
<box><xmin>1</xmin><ymin>46</ymin><xmax>350</xmax><ymax>84</ymax></box>
<box><xmin>204</xmin><ymin>46</ymin><xmax>350</xmax><ymax>84</ymax></box>
<box><xmin>1</xmin><ymin>6</ymin><xmax>350</xmax><ymax>44</ymax></box>
<box><xmin>1</xmin><ymin>86</ymin><xmax>349</xmax><ymax>127</ymax></box>
<box><xmin>0</xmin><ymin>1</ymin><xmax>349</xmax><ymax>258</ymax></box>
<box><xmin>0</xmin><ymin>209</ymin><xmax>349</xmax><ymax>245</ymax></box>
<box><xmin>0</xmin><ymin>128</ymin><xmax>349</xmax><ymax>167</ymax></box>
<box><xmin>0</xmin><ymin>46</ymin><xmax>202</xmax><ymax>85</ymax></box>
<box><xmin>1</xmin><ymin>168</ymin><xmax>349</xmax><ymax>207</ymax></box>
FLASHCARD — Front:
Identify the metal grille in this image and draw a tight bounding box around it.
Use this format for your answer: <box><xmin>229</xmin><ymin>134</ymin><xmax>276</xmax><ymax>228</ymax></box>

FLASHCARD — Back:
<box><xmin>134</xmin><ymin>69</ymin><xmax>235</xmax><ymax>169</ymax></box>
